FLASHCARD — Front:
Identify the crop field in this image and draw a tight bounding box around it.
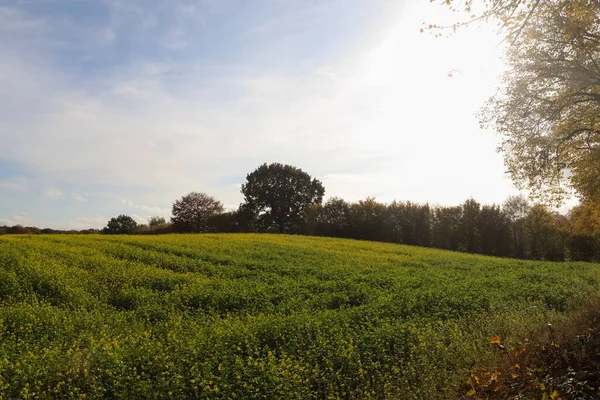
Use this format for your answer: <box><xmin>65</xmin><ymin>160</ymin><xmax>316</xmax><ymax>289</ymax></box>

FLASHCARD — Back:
<box><xmin>1</xmin><ymin>234</ymin><xmax>600</xmax><ymax>399</ymax></box>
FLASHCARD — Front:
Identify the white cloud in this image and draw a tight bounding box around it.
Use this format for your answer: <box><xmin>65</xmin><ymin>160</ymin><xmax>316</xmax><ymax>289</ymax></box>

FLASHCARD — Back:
<box><xmin>131</xmin><ymin>214</ymin><xmax>149</xmax><ymax>224</ymax></box>
<box><xmin>121</xmin><ymin>199</ymin><xmax>134</xmax><ymax>207</ymax></box>
<box><xmin>0</xmin><ymin>211</ymin><xmax>30</xmax><ymax>226</ymax></box>
<box><xmin>44</xmin><ymin>187</ymin><xmax>64</xmax><ymax>199</ymax></box>
<box><xmin>71</xmin><ymin>192</ymin><xmax>86</xmax><ymax>201</ymax></box>
<box><xmin>13</xmin><ymin>211</ymin><xmax>28</xmax><ymax>221</ymax></box>
<box><xmin>0</xmin><ymin>177</ymin><xmax>26</xmax><ymax>190</ymax></box>
<box><xmin>70</xmin><ymin>216</ymin><xmax>106</xmax><ymax>230</ymax></box>
<box><xmin>0</xmin><ymin>6</ymin><xmax>51</xmax><ymax>35</ymax></box>
<box><xmin>122</xmin><ymin>199</ymin><xmax>171</xmax><ymax>218</ymax></box>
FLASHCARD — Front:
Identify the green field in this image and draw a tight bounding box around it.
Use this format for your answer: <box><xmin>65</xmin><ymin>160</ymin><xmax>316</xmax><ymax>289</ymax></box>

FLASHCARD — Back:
<box><xmin>1</xmin><ymin>234</ymin><xmax>600</xmax><ymax>399</ymax></box>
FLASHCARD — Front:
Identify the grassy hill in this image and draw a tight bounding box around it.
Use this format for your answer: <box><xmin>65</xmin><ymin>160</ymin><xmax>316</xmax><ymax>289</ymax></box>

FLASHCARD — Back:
<box><xmin>1</xmin><ymin>234</ymin><xmax>599</xmax><ymax>399</ymax></box>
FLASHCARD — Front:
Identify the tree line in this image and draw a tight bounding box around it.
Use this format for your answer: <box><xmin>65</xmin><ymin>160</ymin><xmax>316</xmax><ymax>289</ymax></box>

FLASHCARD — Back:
<box><xmin>2</xmin><ymin>162</ymin><xmax>599</xmax><ymax>262</ymax></box>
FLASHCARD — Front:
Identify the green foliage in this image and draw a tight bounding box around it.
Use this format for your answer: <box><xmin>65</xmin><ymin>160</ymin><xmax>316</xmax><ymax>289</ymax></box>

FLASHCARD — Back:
<box><xmin>310</xmin><ymin>197</ymin><xmax>351</xmax><ymax>238</ymax></box>
<box><xmin>524</xmin><ymin>204</ymin><xmax>566</xmax><ymax>261</ymax></box>
<box><xmin>431</xmin><ymin>0</ymin><xmax>551</xmax><ymax>41</ymax></box>
<box><xmin>308</xmin><ymin>196</ymin><xmax>571</xmax><ymax>261</ymax></box>
<box><xmin>567</xmin><ymin>233</ymin><xmax>600</xmax><ymax>262</ymax></box>
<box><xmin>431</xmin><ymin>1</ymin><xmax>600</xmax><ymax>203</ymax></box>
<box><xmin>461</xmin><ymin>198</ymin><xmax>482</xmax><ymax>253</ymax></box>
<box><xmin>240</xmin><ymin>163</ymin><xmax>325</xmax><ymax>233</ymax></box>
<box><xmin>347</xmin><ymin>197</ymin><xmax>388</xmax><ymax>241</ymax></box>
<box><xmin>433</xmin><ymin>205</ymin><xmax>463</xmax><ymax>251</ymax></box>
<box><xmin>102</xmin><ymin>215</ymin><xmax>137</xmax><ymax>234</ymax></box>
<box><xmin>171</xmin><ymin>192</ymin><xmax>224</xmax><ymax>233</ymax></box>
<box><xmin>133</xmin><ymin>223</ymin><xmax>173</xmax><ymax>235</ymax></box>
<box><xmin>568</xmin><ymin>201</ymin><xmax>600</xmax><ymax>234</ymax></box>
<box><xmin>478</xmin><ymin>204</ymin><xmax>512</xmax><ymax>256</ymax></box>
<box><xmin>206</xmin><ymin>211</ymin><xmax>239</xmax><ymax>233</ymax></box>
<box><xmin>479</xmin><ymin>1</ymin><xmax>600</xmax><ymax>204</ymax></box>
<box><xmin>148</xmin><ymin>216</ymin><xmax>166</xmax><ymax>227</ymax></box>
<box><xmin>1</xmin><ymin>234</ymin><xmax>600</xmax><ymax>399</ymax></box>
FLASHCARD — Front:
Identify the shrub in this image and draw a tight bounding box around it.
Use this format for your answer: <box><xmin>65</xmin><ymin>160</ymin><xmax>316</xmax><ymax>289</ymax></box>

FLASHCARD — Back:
<box><xmin>567</xmin><ymin>233</ymin><xmax>600</xmax><ymax>262</ymax></box>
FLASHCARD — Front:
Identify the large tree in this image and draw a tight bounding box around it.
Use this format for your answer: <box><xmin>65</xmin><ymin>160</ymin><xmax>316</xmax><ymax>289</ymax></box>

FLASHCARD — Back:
<box><xmin>103</xmin><ymin>215</ymin><xmax>137</xmax><ymax>234</ymax></box>
<box><xmin>568</xmin><ymin>201</ymin><xmax>600</xmax><ymax>234</ymax></box>
<box><xmin>240</xmin><ymin>163</ymin><xmax>325</xmax><ymax>233</ymax></box>
<box><xmin>432</xmin><ymin>1</ymin><xmax>600</xmax><ymax>204</ymax></box>
<box><xmin>483</xmin><ymin>1</ymin><xmax>600</xmax><ymax>204</ymax></box>
<box><xmin>171</xmin><ymin>192</ymin><xmax>224</xmax><ymax>233</ymax></box>
<box><xmin>431</xmin><ymin>1</ymin><xmax>591</xmax><ymax>42</ymax></box>
<box><xmin>503</xmin><ymin>194</ymin><xmax>532</xmax><ymax>258</ymax></box>
<box><xmin>478</xmin><ymin>204</ymin><xmax>512</xmax><ymax>257</ymax></box>
<box><xmin>148</xmin><ymin>216</ymin><xmax>166</xmax><ymax>227</ymax></box>
<box><xmin>433</xmin><ymin>205</ymin><xmax>463</xmax><ymax>251</ymax></box>
<box><xmin>312</xmin><ymin>197</ymin><xmax>351</xmax><ymax>238</ymax></box>
<box><xmin>460</xmin><ymin>198</ymin><xmax>482</xmax><ymax>253</ymax></box>
<box><xmin>524</xmin><ymin>203</ymin><xmax>566</xmax><ymax>260</ymax></box>
<box><xmin>347</xmin><ymin>198</ymin><xmax>387</xmax><ymax>241</ymax></box>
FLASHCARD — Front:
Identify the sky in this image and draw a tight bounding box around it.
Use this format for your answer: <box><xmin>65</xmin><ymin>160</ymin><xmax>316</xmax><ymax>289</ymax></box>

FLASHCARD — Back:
<box><xmin>0</xmin><ymin>0</ymin><xmax>541</xmax><ymax>229</ymax></box>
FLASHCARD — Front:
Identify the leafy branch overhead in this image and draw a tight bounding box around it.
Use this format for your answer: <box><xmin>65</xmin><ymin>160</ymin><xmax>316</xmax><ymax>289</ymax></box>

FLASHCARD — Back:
<box><xmin>429</xmin><ymin>0</ymin><xmax>545</xmax><ymax>42</ymax></box>
<box><xmin>431</xmin><ymin>0</ymin><xmax>600</xmax><ymax>204</ymax></box>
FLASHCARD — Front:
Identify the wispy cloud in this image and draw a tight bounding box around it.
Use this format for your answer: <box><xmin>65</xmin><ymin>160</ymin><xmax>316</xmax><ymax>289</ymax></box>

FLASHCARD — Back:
<box><xmin>0</xmin><ymin>211</ymin><xmax>31</xmax><ymax>226</ymax></box>
<box><xmin>72</xmin><ymin>192</ymin><xmax>86</xmax><ymax>201</ymax></box>
<box><xmin>0</xmin><ymin>177</ymin><xmax>26</xmax><ymax>190</ymax></box>
<box><xmin>121</xmin><ymin>199</ymin><xmax>171</xmax><ymax>218</ymax></box>
<box><xmin>131</xmin><ymin>214</ymin><xmax>149</xmax><ymax>225</ymax></box>
<box><xmin>45</xmin><ymin>187</ymin><xmax>65</xmax><ymax>199</ymax></box>
<box><xmin>70</xmin><ymin>216</ymin><xmax>106</xmax><ymax>230</ymax></box>
<box><xmin>0</xmin><ymin>6</ymin><xmax>51</xmax><ymax>35</ymax></box>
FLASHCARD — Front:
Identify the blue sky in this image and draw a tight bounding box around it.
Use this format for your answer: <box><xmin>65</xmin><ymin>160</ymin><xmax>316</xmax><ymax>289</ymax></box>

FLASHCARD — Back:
<box><xmin>1</xmin><ymin>0</ymin><xmax>532</xmax><ymax>229</ymax></box>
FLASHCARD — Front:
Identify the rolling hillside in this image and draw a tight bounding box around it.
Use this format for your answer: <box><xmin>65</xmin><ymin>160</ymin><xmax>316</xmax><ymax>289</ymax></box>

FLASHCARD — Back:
<box><xmin>1</xmin><ymin>234</ymin><xmax>599</xmax><ymax>399</ymax></box>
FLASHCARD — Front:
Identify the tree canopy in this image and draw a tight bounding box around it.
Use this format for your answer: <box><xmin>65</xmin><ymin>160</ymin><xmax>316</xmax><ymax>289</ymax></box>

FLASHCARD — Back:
<box><xmin>171</xmin><ymin>192</ymin><xmax>224</xmax><ymax>233</ymax></box>
<box><xmin>433</xmin><ymin>0</ymin><xmax>600</xmax><ymax>204</ymax></box>
<box><xmin>103</xmin><ymin>215</ymin><xmax>137</xmax><ymax>234</ymax></box>
<box><xmin>432</xmin><ymin>1</ymin><xmax>595</xmax><ymax>42</ymax></box>
<box><xmin>483</xmin><ymin>1</ymin><xmax>600</xmax><ymax>204</ymax></box>
<box><xmin>148</xmin><ymin>216</ymin><xmax>167</xmax><ymax>227</ymax></box>
<box><xmin>240</xmin><ymin>163</ymin><xmax>325</xmax><ymax>233</ymax></box>
<box><xmin>569</xmin><ymin>201</ymin><xmax>600</xmax><ymax>234</ymax></box>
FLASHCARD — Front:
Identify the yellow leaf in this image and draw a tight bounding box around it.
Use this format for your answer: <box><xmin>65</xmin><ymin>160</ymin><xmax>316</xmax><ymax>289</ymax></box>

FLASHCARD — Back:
<box><xmin>550</xmin><ymin>390</ymin><xmax>560</xmax><ymax>399</ymax></box>
<box><xmin>490</xmin><ymin>336</ymin><xmax>501</xmax><ymax>344</ymax></box>
<box><xmin>466</xmin><ymin>389</ymin><xmax>476</xmax><ymax>396</ymax></box>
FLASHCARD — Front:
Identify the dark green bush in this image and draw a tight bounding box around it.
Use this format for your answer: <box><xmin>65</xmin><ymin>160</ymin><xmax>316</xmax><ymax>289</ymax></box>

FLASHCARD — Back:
<box><xmin>567</xmin><ymin>233</ymin><xmax>600</xmax><ymax>262</ymax></box>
